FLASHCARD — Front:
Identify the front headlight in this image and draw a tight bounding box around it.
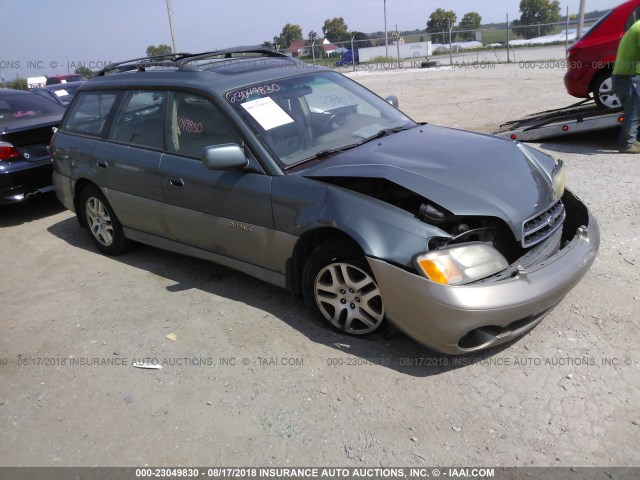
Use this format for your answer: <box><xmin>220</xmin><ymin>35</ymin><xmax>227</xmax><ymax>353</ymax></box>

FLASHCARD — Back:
<box><xmin>415</xmin><ymin>243</ymin><xmax>509</xmax><ymax>285</ymax></box>
<box><xmin>552</xmin><ymin>159</ymin><xmax>566</xmax><ymax>199</ymax></box>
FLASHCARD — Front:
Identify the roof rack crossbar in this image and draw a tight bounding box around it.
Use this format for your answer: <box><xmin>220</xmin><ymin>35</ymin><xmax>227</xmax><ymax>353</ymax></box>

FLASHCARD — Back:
<box><xmin>176</xmin><ymin>48</ymin><xmax>288</xmax><ymax>67</ymax></box>
<box><xmin>96</xmin><ymin>53</ymin><xmax>193</xmax><ymax>76</ymax></box>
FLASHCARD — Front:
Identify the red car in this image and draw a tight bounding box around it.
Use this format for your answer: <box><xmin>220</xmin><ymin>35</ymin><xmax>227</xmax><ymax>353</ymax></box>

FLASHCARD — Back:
<box><xmin>564</xmin><ymin>0</ymin><xmax>640</xmax><ymax>108</ymax></box>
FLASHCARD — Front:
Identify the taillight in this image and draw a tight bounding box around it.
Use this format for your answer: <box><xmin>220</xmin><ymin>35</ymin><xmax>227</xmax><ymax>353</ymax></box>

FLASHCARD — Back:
<box><xmin>567</xmin><ymin>46</ymin><xmax>578</xmax><ymax>60</ymax></box>
<box><xmin>0</xmin><ymin>142</ymin><xmax>20</xmax><ymax>161</ymax></box>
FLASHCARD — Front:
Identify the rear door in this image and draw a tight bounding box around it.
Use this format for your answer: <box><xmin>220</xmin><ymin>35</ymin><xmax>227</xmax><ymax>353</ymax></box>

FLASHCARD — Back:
<box><xmin>97</xmin><ymin>90</ymin><xmax>167</xmax><ymax>237</ymax></box>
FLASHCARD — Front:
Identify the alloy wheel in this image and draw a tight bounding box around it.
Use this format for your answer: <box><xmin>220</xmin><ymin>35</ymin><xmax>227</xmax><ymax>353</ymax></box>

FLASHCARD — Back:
<box><xmin>85</xmin><ymin>197</ymin><xmax>114</xmax><ymax>247</ymax></box>
<box><xmin>314</xmin><ymin>262</ymin><xmax>384</xmax><ymax>334</ymax></box>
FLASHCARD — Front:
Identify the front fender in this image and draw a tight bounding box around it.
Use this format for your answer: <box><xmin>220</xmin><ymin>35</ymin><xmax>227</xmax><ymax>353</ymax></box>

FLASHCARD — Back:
<box><xmin>272</xmin><ymin>176</ymin><xmax>443</xmax><ymax>267</ymax></box>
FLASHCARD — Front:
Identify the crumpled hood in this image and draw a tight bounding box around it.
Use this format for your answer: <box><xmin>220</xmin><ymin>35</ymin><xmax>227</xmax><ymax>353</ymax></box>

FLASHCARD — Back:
<box><xmin>301</xmin><ymin>124</ymin><xmax>557</xmax><ymax>241</ymax></box>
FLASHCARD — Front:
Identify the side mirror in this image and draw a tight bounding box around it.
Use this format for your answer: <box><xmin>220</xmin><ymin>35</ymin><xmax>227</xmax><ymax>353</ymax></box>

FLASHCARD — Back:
<box><xmin>385</xmin><ymin>95</ymin><xmax>399</xmax><ymax>108</ymax></box>
<box><xmin>202</xmin><ymin>144</ymin><xmax>248</xmax><ymax>171</ymax></box>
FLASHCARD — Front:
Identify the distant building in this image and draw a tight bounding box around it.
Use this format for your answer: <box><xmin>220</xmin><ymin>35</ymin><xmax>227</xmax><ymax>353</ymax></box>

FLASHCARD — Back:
<box><xmin>283</xmin><ymin>38</ymin><xmax>339</xmax><ymax>57</ymax></box>
<box><xmin>320</xmin><ymin>38</ymin><xmax>339</xmax><ymax>55</ymax></box>
<box><xmin>284</xmin><ymin>40</ymin><xmax>308</xmax><ymax>57</ymax></box>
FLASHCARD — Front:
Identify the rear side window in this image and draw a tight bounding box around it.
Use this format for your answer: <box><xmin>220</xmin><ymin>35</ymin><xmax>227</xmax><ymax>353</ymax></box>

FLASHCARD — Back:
<box><xmin>580</xmin><ymin>10</ymin><xmax>612</xmax><ymax>39</ymax></box>
<box><xmin>109</xmin><ymin>90</ymin><xmax>166</xmax><ymax>149</ymax></box>
<box><xmin>625</xmin><ymin>7</ymin><xmax>640</xmax><ymax>31</ymax></box>
<box><xmin>62</xmin><ymin>92</ymin><xmax>117</xmax><ymax>136</ymax></box>
<box><xmin>624</xmin><ymin>7</ymin><xmax>640</xmax><ymax>32</ymax></box>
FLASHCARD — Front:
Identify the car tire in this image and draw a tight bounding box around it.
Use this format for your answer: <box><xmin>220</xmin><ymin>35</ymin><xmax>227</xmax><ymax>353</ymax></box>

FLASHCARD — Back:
<box><xmin>80</xmin><ymin>185</ymin><xmax>130</xmax><ymax>255</ymax></box>
<box><xmin>592</xmin><ymin>70</ymin><xmax>621</xmax><ymax>109</ymax></box>
<box><xmin>302</xmin><ymin>244</ymin><xmax>385</xmax><ymax>336</ymax></box>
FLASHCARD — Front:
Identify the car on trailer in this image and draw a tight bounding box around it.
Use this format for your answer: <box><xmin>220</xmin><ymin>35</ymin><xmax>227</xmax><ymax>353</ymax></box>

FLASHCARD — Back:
<box><xmin>564</xmin><ymin>0</ymin><xmax>640</xmax><ymax>108</ymax></box>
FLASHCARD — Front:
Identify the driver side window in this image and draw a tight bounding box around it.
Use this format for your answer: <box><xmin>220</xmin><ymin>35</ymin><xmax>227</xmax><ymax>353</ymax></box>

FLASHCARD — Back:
<box><xmin>166</xmin><ymin>92</ymin><xmax>241</xmax><ymax>159</ymax></box>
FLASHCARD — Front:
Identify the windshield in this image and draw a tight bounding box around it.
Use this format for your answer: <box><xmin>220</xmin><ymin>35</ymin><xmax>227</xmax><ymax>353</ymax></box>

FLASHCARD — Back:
<box><xmin>0</xmin><ymin>93</ymin><xmax>64</xmax><ymax>127</ymax></box>
<box><xmin>226</xmin><ymin>71</ymin><xmax>416</xmax><ymax>167</ymax></box>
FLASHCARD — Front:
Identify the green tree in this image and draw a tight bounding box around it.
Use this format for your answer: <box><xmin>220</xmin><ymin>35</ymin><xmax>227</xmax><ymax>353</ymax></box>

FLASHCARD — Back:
<box><xmin>458</xmin><ymin>12</ymin><xmax>482</xmax><ymax>41</ymax></box>
<box><xmin>512</xmin><ymin>0</ymin><xmax>561</xmax><ymax>39</ymax></box>
<box><xmin>146</xmin><ymin>44</ymin><xmax>173</xmax><ymax>57</ymax></box>
<box><xmin>426</xmin><ymin>9</ymin><xmax>457</xmax><ymax>44</ymax></box>
<box><xmin>322</xmin><ymin>17</ymin><xmax>350</xmax><ymax>43</ymax></box>
<box><xmin>277</xmin><ymin>23</ymin><xmax>303</xmax><ymax>49</ymax></box>
<box><xmin>7</xmin><ymin>77</ymin><xmax>27</xmax><ymax>90</ymax></box>
<box><xmin>350</xmin><ymin>31</ymin><xmax>370</xmax><ymax>48</ymax></box>
<box><xmin>74</xmin><ymin>66</ymin><xmax>94</xmax><ymax>78</ymax></box>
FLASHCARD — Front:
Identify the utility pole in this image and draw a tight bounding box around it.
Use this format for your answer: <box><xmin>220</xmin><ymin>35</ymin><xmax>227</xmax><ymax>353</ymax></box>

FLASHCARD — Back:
<box><xmin>166</xmin><ymin>0</ymin><xmax>178</xmax><ymax>53</ymax></box>
<box><xmin>566</xmin><ymin>6</ymin><xmax>570</xmax><ymax>53</ymax></box>
<box><xmin>506</xmin><ymin>13</ymin><xmax>510</xmax><ymax>63</ymax></box>
<box><xmin>351</xmin><ymin>36</ymin><xmax>356</xmax><ymax>72</ymax></box>
<box><xmin>577</xmin><ymin>0</ymin><xmax>586</xmax><ymax>38</ymax></box>
<box><xmin>396</xmin><ymin>24</ymin><xmax>400</xmax><ymax>64</ymax></box>
<box><xmin>448</xmin><ymin>20</ymin><xmax>453</xmax><ymax>66</ymax></box>
<box><xmin>312</xmin><ymin>39</ymin><xmax>316</xmax><ymax>65</ymax></box>
<box><xmin>384</xmin><ymin>0</ymin><xmax>388</xmax><ymax>57</ymax></box>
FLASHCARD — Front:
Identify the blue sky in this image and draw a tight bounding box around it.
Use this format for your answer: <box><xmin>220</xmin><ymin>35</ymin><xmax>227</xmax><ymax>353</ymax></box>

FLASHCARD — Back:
<box><xmin>0</xmin><ymin>0</ymin><xmax>622</xmax><ymax>78</ymax></box>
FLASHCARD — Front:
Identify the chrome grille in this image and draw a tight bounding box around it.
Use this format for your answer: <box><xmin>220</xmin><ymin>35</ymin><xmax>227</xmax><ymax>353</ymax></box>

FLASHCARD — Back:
<box><xmin>522</xmin><ymin>200</ymin><xmax>565</xmax><ymax>248</ymax></box>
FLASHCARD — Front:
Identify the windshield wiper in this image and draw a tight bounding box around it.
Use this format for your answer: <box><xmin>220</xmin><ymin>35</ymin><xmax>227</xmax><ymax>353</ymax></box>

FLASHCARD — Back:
<box><xmin>313</xmin><ymin>143</ymin><xmax>361</xmax><ymax>160</ymax></box>
<box><xmin>289</xmin><ymin>125</ymin><xmax>413</xmax><ymax>168</ymax></box>
<box><xmin>357</xmin><ymin>125</ymin><xmax>410</xmax><ymax>145</ymax></box>
<box><xmin>313</xmin><ymin>126</ymin><xmax>411</xmax><ymax>160</ymax></box>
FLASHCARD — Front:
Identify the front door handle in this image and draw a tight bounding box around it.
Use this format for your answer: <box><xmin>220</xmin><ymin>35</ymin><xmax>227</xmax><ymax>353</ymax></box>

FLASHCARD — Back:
<box><xmin>96</xmin><ymin>159</ymin><xmax>108</xmax><ymax>168</ymax></box>
<box><xmin>167</xmin><ymin>176</ymin><xmax>184</xmax><ymax>187</ymax></box>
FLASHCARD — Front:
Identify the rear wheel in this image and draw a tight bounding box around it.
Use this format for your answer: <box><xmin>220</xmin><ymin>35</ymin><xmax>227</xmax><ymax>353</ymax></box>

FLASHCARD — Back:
<box><xmin>302</xmin><ymin>245</ymin><xmax>385</xmax><ymax>335</ymax></box>
<box><xmin>592</xmin><ymin>70</ymin><xmax>621</xmax><ymax>109</ymax></box>
<box><xmin>80</xmin><ymin>185</ymin><xmax>130</xmax><ymax>255</ymax></box>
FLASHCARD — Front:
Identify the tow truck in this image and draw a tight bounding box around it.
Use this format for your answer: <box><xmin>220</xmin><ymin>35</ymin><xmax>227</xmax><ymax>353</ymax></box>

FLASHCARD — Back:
<box><xmin>494</xmin><ymin>99</ymin><xmax>623</xmax><ymax>141</ymax></box>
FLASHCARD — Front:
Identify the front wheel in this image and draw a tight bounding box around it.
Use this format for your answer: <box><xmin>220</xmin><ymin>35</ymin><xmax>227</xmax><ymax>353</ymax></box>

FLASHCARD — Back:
<box><xmin>592</xmin><ymin>70</ymin><xmax>620</xmax><ymax>109</ymax></box>
<box><xmin>302</xmin><ymin>245</ymin><xmax>385</xmax><ymax>335</ymax></box>
<box><xmin>80</xmin><ymin>185</ymin><xmax>130</xmax><ymax>255</ymax></box>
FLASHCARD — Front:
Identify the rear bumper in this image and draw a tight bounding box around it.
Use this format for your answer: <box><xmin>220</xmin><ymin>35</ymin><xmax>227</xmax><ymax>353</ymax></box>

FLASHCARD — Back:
<box><xmin>564</xmin><ymin>68</ymin><xmax>594</xmax><ymax>99</ymax></box>
<box><xmin>0</xmin><ymin>159</ymin><xmax>53</xmax><ymax>204</ymax></box>
<box><xmin>52</xmin><ymin>171</ymin><xmax>76</xmax><ymax>212</ymax></box>
<box><xmin>368</xmin><ymin>206</ymin><xmax>599</xmax><ymax>355</ymax></box>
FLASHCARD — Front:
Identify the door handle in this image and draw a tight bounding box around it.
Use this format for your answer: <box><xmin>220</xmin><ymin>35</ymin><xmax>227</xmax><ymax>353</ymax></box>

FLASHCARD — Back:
<box><xmin>96</xmin><ymin>160</ymin><xmax>108</xmax><ymax>168</ymax></box>
<box><xmin>167</xmin><ymin>176</ymin><xmax>184</xmax><ymax>187</ymax></box>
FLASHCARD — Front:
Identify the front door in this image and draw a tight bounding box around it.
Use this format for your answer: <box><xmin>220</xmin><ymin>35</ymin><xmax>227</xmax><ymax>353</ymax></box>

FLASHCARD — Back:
<box><xmin>160</xmin><ymin>92</ymin><xmax>278</xmax><ymax>271</ymax></box>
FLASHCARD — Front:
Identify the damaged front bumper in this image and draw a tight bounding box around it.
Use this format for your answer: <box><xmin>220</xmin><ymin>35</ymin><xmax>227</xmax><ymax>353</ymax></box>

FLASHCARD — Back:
<box><xmin>367</xmin><ymin>191</ymin><xmax>600</xmax><ymax>355</ymax></box>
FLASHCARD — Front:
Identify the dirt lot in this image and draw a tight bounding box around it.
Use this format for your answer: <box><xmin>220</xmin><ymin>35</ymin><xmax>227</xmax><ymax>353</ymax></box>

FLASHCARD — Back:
<box><xmin>1</xmin><ymin>61</ymin><xmax>639</xmax><ymax>468</ymax></box>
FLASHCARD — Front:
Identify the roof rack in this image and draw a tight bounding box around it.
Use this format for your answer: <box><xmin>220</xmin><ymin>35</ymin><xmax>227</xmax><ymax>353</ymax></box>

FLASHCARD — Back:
<box><xmin>96</xmin><ymin>53</ymin><xmax>193</xmax><ymax>76</ymax></box>
<box><xmin>96</xmin><ymin>48</ymin><xmax>288</xmax><ymax>76</ymax></box>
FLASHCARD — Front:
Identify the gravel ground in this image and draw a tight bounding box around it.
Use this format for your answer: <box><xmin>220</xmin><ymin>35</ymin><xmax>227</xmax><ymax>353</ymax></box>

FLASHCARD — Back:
<box><xmin>0</xmin><ymin>60</ymin><xmax>639</xmax><ymax>468</ymax></box>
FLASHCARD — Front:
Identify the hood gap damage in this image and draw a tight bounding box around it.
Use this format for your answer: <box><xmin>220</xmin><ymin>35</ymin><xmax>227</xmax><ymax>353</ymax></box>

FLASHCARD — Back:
<box><xmin>312</xmin><ymin>176</ymin><xmax>525</xmax><ymax>264</ymax></box>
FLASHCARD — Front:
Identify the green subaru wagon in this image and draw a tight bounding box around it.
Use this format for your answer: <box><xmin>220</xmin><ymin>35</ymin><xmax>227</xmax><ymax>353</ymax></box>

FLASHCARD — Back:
<box><xmin>52</xmin><ymin>49</ymin><xmax>599</xmax><ymax>354</ymax></box>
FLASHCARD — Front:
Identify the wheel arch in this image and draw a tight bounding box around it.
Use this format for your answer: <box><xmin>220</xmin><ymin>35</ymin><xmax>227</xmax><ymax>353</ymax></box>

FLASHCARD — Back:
<box><xmin>287</xmin><ymin>227</ymin><xmax>364</xmax><ymax>297</ymax></box>
<box><xmin>589</xmin><ymin>65</ymin><xmax>613</xmax><ymax>94</ymax></box>
<box><xmin>73</xmin><ymin>178</ymin><xmax>100</xmax><ymax>227</ymax></box>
